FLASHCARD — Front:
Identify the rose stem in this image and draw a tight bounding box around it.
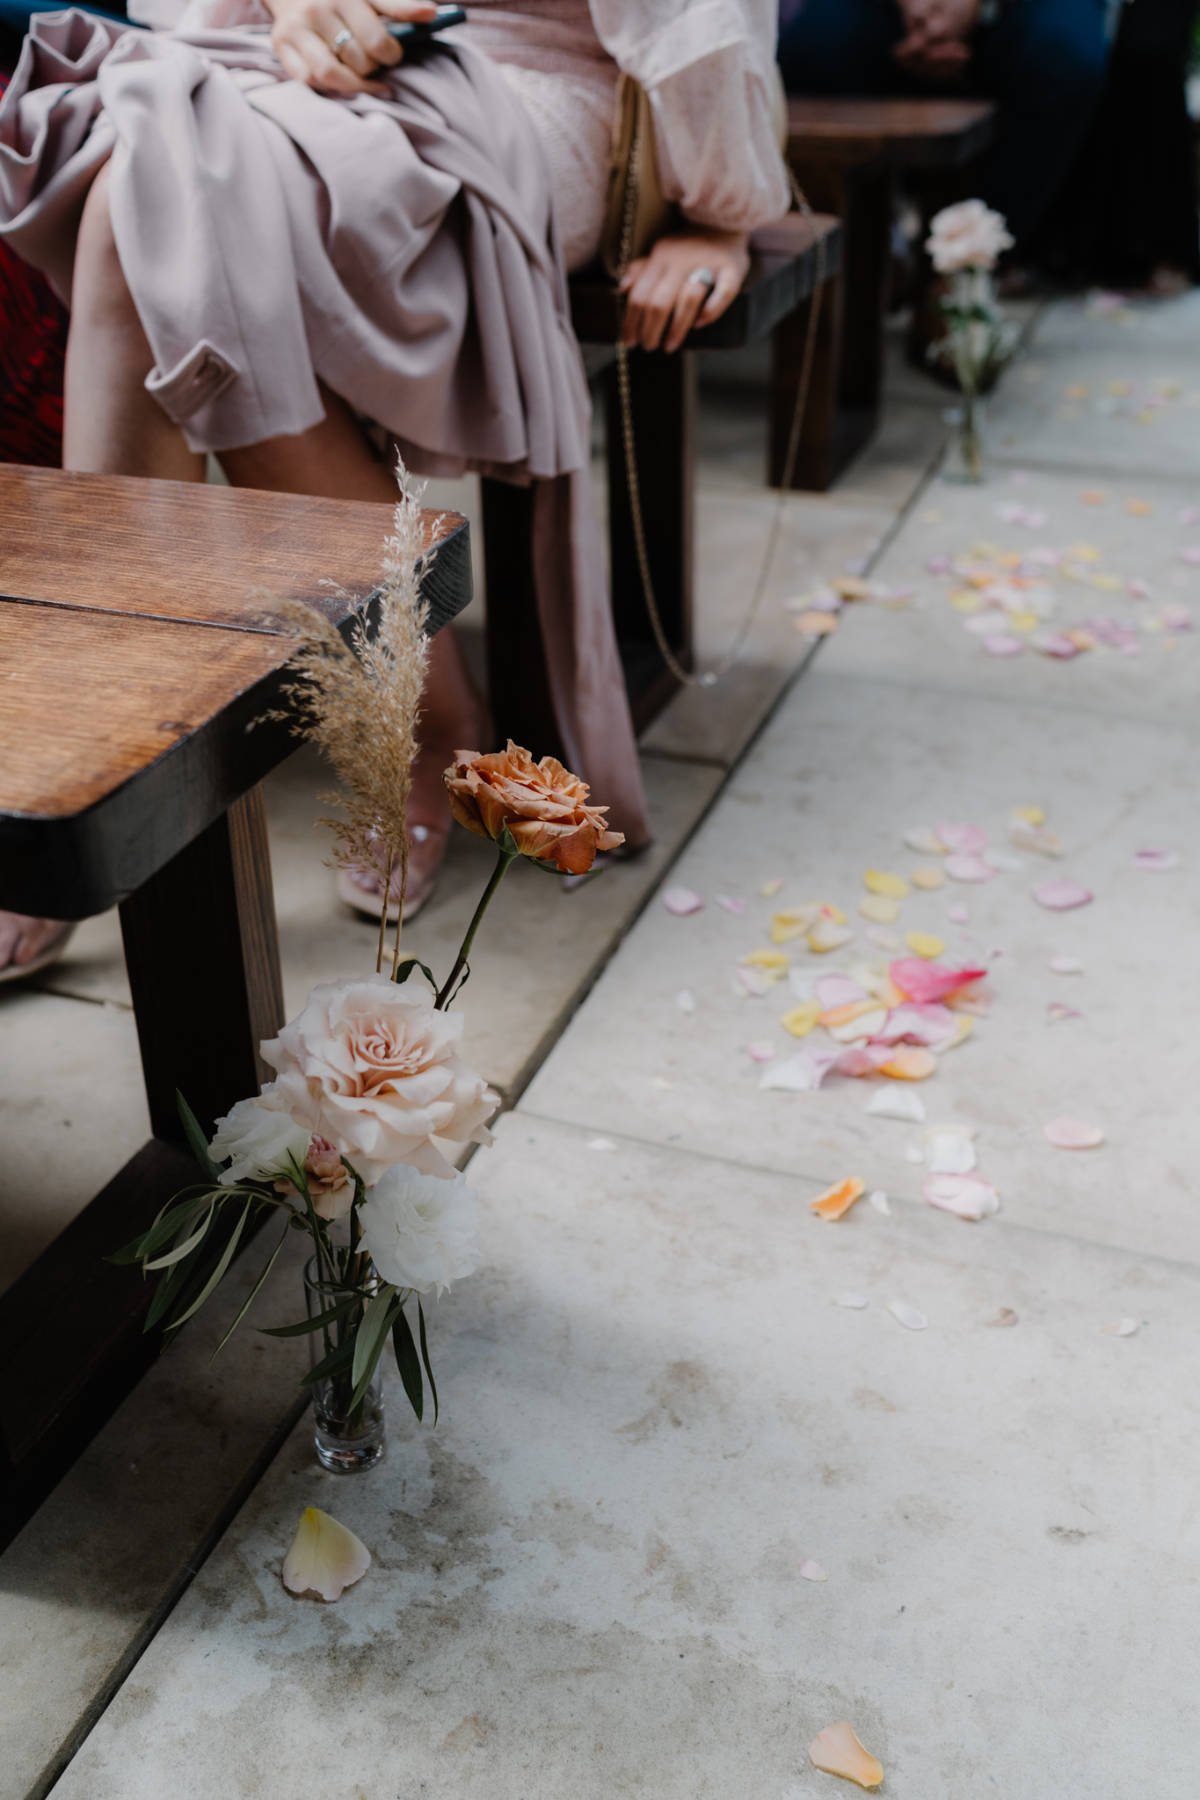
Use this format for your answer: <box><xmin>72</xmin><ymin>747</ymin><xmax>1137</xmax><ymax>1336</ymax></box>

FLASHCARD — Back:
<box><xmin>376</xmin><ymin>852</ymin><xmax>395</xmax><ymax>975</ymax></box>
<box><xmin>434</xmin><ymin>845</ymin><xmax>519</xmax><ymax>1009</ymax></box>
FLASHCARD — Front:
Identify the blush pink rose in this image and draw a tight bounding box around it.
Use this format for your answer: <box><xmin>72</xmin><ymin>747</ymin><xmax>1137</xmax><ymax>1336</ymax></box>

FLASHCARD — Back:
<box><xmin>445</xmin><ymin>741</ymin><xmax>624</xmax><ymax>875</ymax></box>
<box><xmin>926</xmin><ymin>199</ymin><xmax>1013</xmax><ymax>273</ymax></box>
<box><xmin>260</xmin><ymin>975</ymin><xmax>498</xmax><ymax>1183</ymax></box>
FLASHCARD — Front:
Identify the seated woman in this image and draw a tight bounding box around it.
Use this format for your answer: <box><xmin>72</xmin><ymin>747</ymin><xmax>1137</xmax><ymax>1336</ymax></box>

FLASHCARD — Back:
<box><xmin>0</xmin><ymin>0</ymin><xmax>788</xmax><ymax>977</ymax></box>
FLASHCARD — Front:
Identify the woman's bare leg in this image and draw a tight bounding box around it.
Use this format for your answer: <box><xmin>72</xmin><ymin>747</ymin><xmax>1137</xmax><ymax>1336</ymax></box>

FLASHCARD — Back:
<box><xmin>63</xmin><ymin>163</ymin><xmax>205</xmax><ymax>482</ymax></box>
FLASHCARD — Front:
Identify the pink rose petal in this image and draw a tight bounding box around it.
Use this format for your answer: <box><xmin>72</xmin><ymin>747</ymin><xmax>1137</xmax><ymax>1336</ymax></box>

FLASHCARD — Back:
<box><xmin>835</xmin><ymin>1044</ymin><xmax>894</xmax><ymax>1078</ymax></box>
<box><xmin>799</xmin><ymin>1558</ymin><xmax>830</xmax><ymax>1580</ymax></box>
<box><xmin>947</xmin><ymin>902</ymin><xmax>970</xmax><ymax>926</ymax></box>
<box><xmin>716</xmin><ymin>894</ymin><xmax>747</xmax><ymax>914</ymax></box>
<box><xmin>872</xmin><ymin>1003</ymin><xmax>958</xmax><ymax>1048</ymax></box>
<box><xmin>904</xmin><ymin>825</ymin><xmax>947</xmax><ymax>855</ymax></box>
<box><xmin>662</xmin><ymin>886</ymin><xmax>704</xmax><ymax>916</ymax></box>
<box><xmin>924</xmin><ymin>1173</ymin><xmax>1000</xmax><ymax>1221</ymax></box>
<box><xmin>759</xmin><ymin>1047</ymin><xmax>838</xmax><ymax>1092</ymax></box>
<box><xmin>937</xmin><ymin>821</ymin><xmax>988</xmax><ymax>854</ymax></box>
<box><xmin>945</xmin><ymin>853</ymin><xmax>995</xmax><ymax>883</ymax></box>
<box><xmin>983</xmin><ymin>634</ymin><xmax>1024</xmax><ymax>657</ymax></box>
<box><xmin>1044</xmin><ymin>1117</ymin><xmax>1105</xmax><ymax>1149</ymax></box>
<box><xmin>745</xmin><ymin>1041</ymin><xmax>775</xmax><ymax>1062</ymax></box>
<box><xmin>1031</xmin><ymin>631</ymin><xmax>1082</xmax><ymax>659</ymax></box>
<box><xmin>1047</xmin><ymin>1001</ymin><xmax>1083</xmax><ymax>1023</ymax></box>
<box><xmin>815</xmin><ymin>974</ymin><xmax>870</xmax><ymax>1011</ymax></box>
<box><xmin>734</xmin><ymin>966</ymin><xmax>772</xmax><ymax>998</ymax></box>
<box><xmin>889</xmin><ymin>958</ymin><xmax>988</xmax><ymax>1005</ymax></box>
<box><xmin>1133</xmin><ymin>849</ymin><xmax>1179</xmax><ymax>873</ymax></box>
<box><xmin>1034</xmin><ymin>879</ymin><xmax>1093</xmax><ymax>911</ymax></box>
<box><xmin>1179</xmin><ymin>545</ymin><xmax>1200</xmax><ymax>565</ymax></box>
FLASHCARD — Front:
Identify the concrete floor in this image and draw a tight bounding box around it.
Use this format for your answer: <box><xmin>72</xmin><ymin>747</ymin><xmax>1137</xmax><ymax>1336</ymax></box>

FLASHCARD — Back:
<box><xmin>4</xmin><ymin>293</ymin><xmax>1200</xmax><ymax>1798</ymax></box>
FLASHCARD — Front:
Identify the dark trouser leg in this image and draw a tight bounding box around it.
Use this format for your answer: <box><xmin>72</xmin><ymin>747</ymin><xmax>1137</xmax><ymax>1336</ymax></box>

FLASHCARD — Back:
<box><xmin>776</xmin><ymin>0</ymin><xmax>902</xmax><ymax>94</ymax></box>
<box><xmin>969</xmin><ymin>0</ymin><xmax>1112</xmax><ymax>247</ymax></box>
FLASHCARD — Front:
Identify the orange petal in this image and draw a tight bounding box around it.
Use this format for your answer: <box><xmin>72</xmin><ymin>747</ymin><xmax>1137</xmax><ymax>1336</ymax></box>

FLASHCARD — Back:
<box><xmin>819</xmin><ymin>1000</ymin><xmax>881</xmax><ymax>1030</ymax></box>
<box><xmin>878</xmin><ymin>1046</ymin><xmax>936</xmax><ymax>1081</ymax></box>
<box><xmin>809</xmin><ymin>1720</ymin><xmax>884</xmax><ymax>1788</ymax></box>
<box><xmin>809</xmin><ymin>1177</ymin><xmax>865</xmax><ymax>1221</ymax></box>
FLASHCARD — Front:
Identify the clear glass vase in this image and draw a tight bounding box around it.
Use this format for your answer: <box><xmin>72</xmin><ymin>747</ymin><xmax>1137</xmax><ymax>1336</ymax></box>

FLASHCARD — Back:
<box><xmin>942</xmin><ymin>391</ymin><xmax>986</xmax><ymax>485</ymax></box>
<box><xmin>304</xmin><ymin>1257</ymin><xmax>386</xmax><ymax>1474</ymax></box>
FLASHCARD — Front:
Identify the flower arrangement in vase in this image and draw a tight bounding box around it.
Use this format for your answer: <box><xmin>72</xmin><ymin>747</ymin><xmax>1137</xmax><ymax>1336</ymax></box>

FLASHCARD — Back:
<box><xmin>114</xmin><ymin>472</ymin><xmax>622</xmax><ymax>1472</ymax></box>
<box><xmin>926</xmin><ymin>199</ymin><xmax>1020</xmax><ymax>483</ymax></box>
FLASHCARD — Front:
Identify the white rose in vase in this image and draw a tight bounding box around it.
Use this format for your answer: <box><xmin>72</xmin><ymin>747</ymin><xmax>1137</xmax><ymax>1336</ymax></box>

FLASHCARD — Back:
<box><xmin>926</xmin><ymin>199</ymin><xmax>1013</xmax><ymax>274</ymax></box>
<box><xmin>360</xmin><ymin>1165</ymin><xmax>480</xmax><ymax>1295</ymax></box>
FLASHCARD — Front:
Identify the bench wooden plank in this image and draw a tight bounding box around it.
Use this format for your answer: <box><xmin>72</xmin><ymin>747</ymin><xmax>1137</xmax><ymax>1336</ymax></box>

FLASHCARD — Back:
<box><xmin>0</xmin><ymin>466</ymin><xmax>467</xmax><ymax>635</ymax></box>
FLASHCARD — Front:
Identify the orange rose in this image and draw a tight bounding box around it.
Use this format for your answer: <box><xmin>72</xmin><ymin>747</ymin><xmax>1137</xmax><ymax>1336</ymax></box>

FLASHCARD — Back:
<box><xmin>445</xmin><ymin>742</ymin><xmax>624</xmax><ymax>875</ymax></box>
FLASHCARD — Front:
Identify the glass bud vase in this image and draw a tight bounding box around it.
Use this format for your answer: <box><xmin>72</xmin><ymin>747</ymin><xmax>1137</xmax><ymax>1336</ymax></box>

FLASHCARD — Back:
<box><xmin>304</xmin><ymin>1257</ymin><xmax>386</xmax><ymax>1474</ymax></box>
<box><xmin>943</xmin><ymin>390</ymin><xmax>986</xmax><ymax>485</ymax></box>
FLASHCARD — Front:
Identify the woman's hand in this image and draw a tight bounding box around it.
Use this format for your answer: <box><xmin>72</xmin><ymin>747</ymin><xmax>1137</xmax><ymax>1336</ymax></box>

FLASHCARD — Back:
<box><xmin>265</xmin><ymin>0</ymin><xmax>437</xmax><ymax>96</ymax></box>
<box><xmin>619</xmin><ymin>229</ymin><xmax>751</xmax><ymax>354</ymax></box>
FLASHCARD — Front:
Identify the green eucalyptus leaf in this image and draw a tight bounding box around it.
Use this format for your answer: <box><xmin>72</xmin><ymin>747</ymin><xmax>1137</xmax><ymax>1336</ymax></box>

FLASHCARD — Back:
<box><xmin>165</xmin><ymin>1197</ymin><xmax>253</xmax><ymax>1330</ymax></box>
<box><xmin>209</xmin><ymin>1217</ymin><xmax>290</xmax><ymax>1360</ymax></box>
<box><xmin>142</xmin><ymin>1200</ymin><xmax>217</xmax><ymax>1271</ymax></box>
<box><xmin>260</xmin><ymin>1297</ymin><xmax>358</xmax><ymax>1338</ymax></box>
<box><xmin>391</xmin><ymin>1304</ymin><xmax>424</xmax><ymax>1422</ymax></box>
<box><xmin>351</xmin><ymin>1284</ymin><xmax>398</xmax><ymax>1394</ymax></box>
<box><xmin>300</xmin><ymin>1334</ymin><xmax>357</xmax><ymax>1387</ymax></box>
<box><xmin>417</xmin><ymin>1297</ymin><xmax>439</xmax><ymax>1427</ymax></box>
<box><xmin>177</xmin><ymin>1090</ymin><xmax>221</xmax><ymax>1182</ymax></box>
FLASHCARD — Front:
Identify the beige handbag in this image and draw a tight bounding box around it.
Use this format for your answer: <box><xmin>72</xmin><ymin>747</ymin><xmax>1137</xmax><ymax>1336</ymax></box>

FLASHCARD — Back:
<box><xmin>600</xmin><ymin>74</ymin><xmax>676</xmax><ymax>279</ymax></box>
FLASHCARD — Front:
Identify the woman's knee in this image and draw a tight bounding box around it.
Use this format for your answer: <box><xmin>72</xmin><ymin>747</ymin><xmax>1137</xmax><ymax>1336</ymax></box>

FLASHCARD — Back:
<box><xmin>72</xmin><ymin>162</ymin><xmax>141</xmax><ymax>332</ymax></box>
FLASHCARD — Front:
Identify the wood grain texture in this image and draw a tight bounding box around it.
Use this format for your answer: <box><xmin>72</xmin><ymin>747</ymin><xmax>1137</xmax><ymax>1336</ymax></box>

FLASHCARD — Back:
<box><xmin>0</xmin><ymin>465</ymin><xmax>468</xmax><ymax>635</ymax></box>
<box><xmin>787</xmin><ymin>97</ymin><xmax>996</xmax><ymax>168</ymax></box>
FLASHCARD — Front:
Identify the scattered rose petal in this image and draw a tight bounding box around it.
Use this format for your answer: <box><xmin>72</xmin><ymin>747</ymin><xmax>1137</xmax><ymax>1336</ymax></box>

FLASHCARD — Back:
<box><xmin>799</xmin><ymin>1558</ymin><xmax>831</xmax><ymax>1580</ymax></box>
<box><xmin>889</xmin><ymin>958</ymin><xmax>987</xmax><ymax>1005</ymax></box>
<box><xmin>1034</xmin><ymin>879</ymin><xmax>1093</xmax><ymax>911</ymax></box>
<box><xmin>586</xmin><ymin>1136</ymin><xmax>616</xmax><ymax>1151</ymax></box>
<box><xmin>859</xmin><ymin>892</ymin><xmax>900</xmax><ymax>925</ymax></box>
<box><xmin>282</xmin><ymin>1507</ymin><xmax>371</xmax><ymax>1603</ymax></box>
<box><xmin>865</xmin><ymin>924</ymin><xmax>902</xmax><ymax>951</ymax></box>
<box><xmin>866</xmin><ymin>1085</ymin><xmax>927</xmax><ymax>1123</ymax></box>
<box><xmin>827</xmin><ymin>1006</ymin><xmax>890</xmax><ymax>1044</ymax></box>
<box><xmin>836</xmin><ymin>1044</ymin><xmax>895</xmax><ymax>1078</ymax></box>
<box><xmin>937</xmin><ymin>822</ymin><xmax>988</xmax><ymax>854</ymax></box>
<box><xmin>795</xmin><ymin>609</ymin><xmax>839</xmax><ymax>636</ymax></box>
<box><xmin>878</xmin><ymin>1046</ymin><xmax>937</xmax><ymax>1081</ymax></box>
<box><xmin>663</xmin><ymin>886</ymin><xmax>704</xmax><ymax>916</ymax></box>
<box><xmin>1048</xmin><ymin>955</ymin><xmax>1083</xmax><ymax>974</ymax></box>
<box><xmin>909</xmin><ymin>865</ymin><xmax>946</xmax><ymax>891</ymax></box>
<box><xmin>743</xmin><ymin>948</ymin><xmax>789</xmax><ymax>975</ymax></box>
<box><xmin>675</xmin><ymin>989</ymin><xmax>697</xmax><ymax>1013</ymax></box>
<box><xmin>1044</xmin><ymin>1117</ymin><xmax>1105</xmax><ymax>1149</ymax></box>
<box><xmin>888</xmin><ymin>1300</ymin><xmax>928</xmax><ymax>1332</ymax></box>
<box><xmin>1102</xmin><ymin>1317</ymin><xmax>1139</xmax><ymax>1337</ymax></box>
<box><xmin>868</xmin><ymin>1189</ymin><xmax>892</xmax><ymax>1214</ymax></box>
<box><xmin>873</xmin><ymin>1003</ymin><xmax>958</xmax><ymax>1049</ymax></box>
<box><xmin>864</xmin><ymin>869</ymin><xmax>910</xmax><ymax>899</ymax></box>
<box><xmin>904</xmin><ymin>825</ymin><xmax>946</xmax><ymax>855</ymax></box>
<box><xmin>831</xmin><ymin>1294</ymin><xmax>869</xmax><ymax>1311</ymax></box>
<box><xmin>810</xmin><ymin>1177</ymin><xmax>866</xmax><ymax>1221</ymax></box>
<box><xmin>816</xmin><ymin>974</ymin><xmax>870</xmax><ymax>1011</ymax></box>
<box><xmin>1133</xmin><ymin>849</ymin><xmax>1179</xmax><ymax>872</ymax></box>
<box><xmin>809</xmin><ymin>1723</ymin><xmax>884</xmax><ymax>1790</ymax></box>
<box><xmin>1010</xmin><ymin>821</ymin><xmax>1062</xmax><ymax>857</ymax></box>
<box><xmin>716</xmin><ymin>894</ymin><xmax>747</xmax><ymax>915</ymax></box>
<box><xmin>745</xmin><ymin>1041</ymin><xmax>775</xmax><ymax>1062</ymax></box>
<box><xmin>983</xmin><ymin>634</ymin><xmax>1024</xmax><ymax>656</ymax></box>
<box><xmin>808</xmin><ymin>919</ymin><xmax>854</xmax><ymax>954</ymax></box>
<box><xmin>1047</xmin><ymin>1001</ymin><xmax>1083</xmax><ymax>1023</ymax></box>
<box><xmin>1032</xmin><ymin>630</ymin><xmax>1082</xmax><ymax>659</ymax></box>
<box><xmin>904</xmin><ymin>931</ymin><xmax>945</xmax><ymax>960</ymax></box>
<box><xmin>926</xmin><ymin>1129</ymin><xmax>978</xmax><ymax>1175</ymax></box>
<box><xmin>945</xmin><ymin>853</ymin><xmax>995</xmax><ymax>883</ymax></box>
<box><xmin>761</xmin><ymin>877</ymin><xmax>784</xmax><ymax>897</ymax></box>
<box><xmin>781</xmin><ymin>1000</ymin><xmax>821</xmax><ymax>1038</ymax></box>
<box><xmin>772</xmin><ymin>904</ymin><xmax>822</xmax><ymax>944</ymax></box>
<box><xmin>947</xmin><ymin>902</ymin><xmax>970</xmax><ymax>926</ymax></box>
<box><xmin>760</xmin><ymin>1047</ymin><xmax>838</xmax><ymax>1092</ymax></box>
<box><xmin>986</xmin><ymin>1308</ymin><xmax>1019</xmax><ymax>1328</ymax></box>
<box><xmin>924</xmin><ymin>1172</ymin><xmax>1000</xmax><ymax>1220</ymax></box>
<box><xmin>734</xmin><ymin>966</ymin><xmax>772</xmax><ymax>997</ymax></box>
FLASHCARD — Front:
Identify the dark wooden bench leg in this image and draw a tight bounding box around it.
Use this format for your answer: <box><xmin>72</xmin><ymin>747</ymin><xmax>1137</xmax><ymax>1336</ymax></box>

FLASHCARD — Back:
<box><xmin>120</xmin><ymin>783</ymin><xmax>285</xmax><ymax>1140</ymax></box>
<box><xmin>770</xmin><ymin>270</ymin><xmax>843</xmax><ymax>491</ymax></box>
<box><xmin>0</xmin><ymin>785</ymin><xmax>286</xmax><ymax>1542</ymax></box>
<box><xmin>479</xmin><ymin>476</ymin><xmax>564</xmax><ymax>760</ymax></box>
<box><xmin>604</xmin><ymin>347</ymin><xmax>695</xmax><ymax>730</ymax></box>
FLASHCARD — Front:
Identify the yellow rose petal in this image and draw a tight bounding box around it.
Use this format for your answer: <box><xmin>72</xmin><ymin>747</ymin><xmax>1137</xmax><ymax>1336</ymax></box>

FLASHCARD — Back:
<box><xmin>771</xmin><ymin>904</ymin><xmax>820</xmax><ymax>944</ymax></box>
<box><xmin>905</xmin><ymin>931</ymin><xmax>945</xmax><ymax>959</ymax></box>
<box><xmin>807</xmin><ymin>919</ymin><xmax>854</xmax><ymax>954</ymax></box>
<box><xmin>858</xmin><ymin>892</ymin><xmax>899</xmax><ymax>924</ymax></box>
<box><xmin>909</xmin><ymin>865</ymin><xmax>945</xmax><ymax>891</ymax></box>
<box><xmin>794</xmin><ymin>610</ymin><xmax>839</xmax><ymax>636</ymax></box>
<box><xmin>1014</xmin><ymin>805</ymin><xmax>1045</xmax><ymax>825</ymax></box>
<box><xmin>743</xmin><ymin>948</ymin><xmax>789</xmax><ymax>972</ymax></box>
<box><xmin>780</xmin><ymin>1000</ymin><xmax>820</xmax><ymax>1038</ymax></box>
<box><xmin>282</xmin><ymin>1507</ymin><xmax>371</xmax><ymax>1603</ymax></box>
<box><xmin>863</xmin><ymin>869</ymin><xmax>909</xmax><ymax>900</ymax></box>
<box><xmin>1006</xmin><ymin>610</ymin><xmax>1039</xmax><ymax>634</ymax></box>
<box><xmin>950</xmin><ymin>589</ymin><xmax>982</xmax><ymax>613</ymax></box>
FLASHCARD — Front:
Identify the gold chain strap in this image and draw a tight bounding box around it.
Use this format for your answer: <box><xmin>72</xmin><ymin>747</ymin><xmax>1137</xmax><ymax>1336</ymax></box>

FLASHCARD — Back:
<box><xmin>614</xmin><ymin>123</ymin><xmax>826</xmax><ymax>690</ymax></box>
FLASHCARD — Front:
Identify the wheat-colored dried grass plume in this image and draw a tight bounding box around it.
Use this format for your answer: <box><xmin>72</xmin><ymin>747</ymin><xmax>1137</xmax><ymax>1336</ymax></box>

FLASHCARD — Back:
<box><xmin>261</xmin><ymin>460</ymin><xmax>434</xmax><ymax>974</ymax></box>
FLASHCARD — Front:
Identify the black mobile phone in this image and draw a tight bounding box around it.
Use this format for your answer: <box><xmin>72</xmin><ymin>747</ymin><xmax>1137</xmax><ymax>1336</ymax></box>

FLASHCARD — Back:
<box><xmin>386</xmin><ymin>4</ymin><xmax>466</xmax><ymax>42</ymax></box>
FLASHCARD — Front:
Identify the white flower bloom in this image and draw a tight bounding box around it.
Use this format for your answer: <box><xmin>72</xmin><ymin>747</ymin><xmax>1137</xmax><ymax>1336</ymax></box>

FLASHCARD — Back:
<box><xmin>926</xmin><ymin>199</ymin><xmax>1013</xmax><ymax>273</ymax></box>
<box><xmin>360</xmin><ymin>1165</ymin><xmax>480</xmax><ymax>1295</ymax></box>
<box><xmin>208</xmin><ymin>1093</ymin><xmax>309</xmax><ymax>1187</ymax></box>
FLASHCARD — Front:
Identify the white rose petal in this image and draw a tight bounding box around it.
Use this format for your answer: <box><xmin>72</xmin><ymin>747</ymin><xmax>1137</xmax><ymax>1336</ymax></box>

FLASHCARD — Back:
<box><xmin>208</xmin><ymin>1092</ymin><xmax>308</xmax><ymax>1187</ymax></box>
<box><xmin>282</xmin><ymin>1507</ymin><xmax>370</xmax><ymax>1602</ymax></box>
<box><xmin>360</xmin><ymin>1165</ymin><xmax>480</xmax><ymax>1296</ymax></box>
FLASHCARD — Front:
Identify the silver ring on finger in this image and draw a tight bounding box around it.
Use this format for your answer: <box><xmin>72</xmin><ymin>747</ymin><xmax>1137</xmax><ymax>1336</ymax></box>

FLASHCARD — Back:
<box><xmin>331</xmin><ymin>26</ymin><xmax>355</xmax><ymax>54</ymax></box>
<box><xmin>686</xmin><ymin>266</ymin><xmax>717</xmax><ymax>289</ymax></box>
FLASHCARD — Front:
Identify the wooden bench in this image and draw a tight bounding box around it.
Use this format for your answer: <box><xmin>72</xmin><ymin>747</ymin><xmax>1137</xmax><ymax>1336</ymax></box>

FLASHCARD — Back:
<box><xmin>0</xmin><ymin>466</ymin><xmax>471</xmax><ymax>1541</ymax></box>
<box><xmin>780</xmin><ymin>97</ymin><xmax>996</xmax><ymax>490</ymax></box>
<box><xmin>481</xmin><ymin>210</ymin><xmax>842</xmax><ymax>755</ymax></box>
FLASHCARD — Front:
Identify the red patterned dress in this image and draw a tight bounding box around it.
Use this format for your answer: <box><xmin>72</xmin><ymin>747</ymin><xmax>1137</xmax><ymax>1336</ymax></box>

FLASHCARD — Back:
<box><xmin>0</xmin><ymin>67</ymin><xmax>65</xmax><ymax>465</ymax></box>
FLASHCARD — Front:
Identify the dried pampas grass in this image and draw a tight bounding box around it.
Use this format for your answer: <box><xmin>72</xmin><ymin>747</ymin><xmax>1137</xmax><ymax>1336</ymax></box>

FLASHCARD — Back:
<box><xmin>261</xmin><ymin>459</ymin><xmax>435</xmax><ymax>974</ymax></box>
